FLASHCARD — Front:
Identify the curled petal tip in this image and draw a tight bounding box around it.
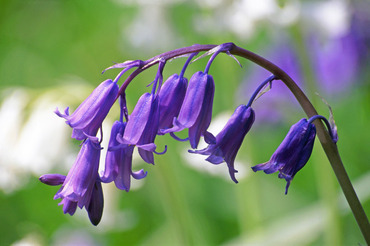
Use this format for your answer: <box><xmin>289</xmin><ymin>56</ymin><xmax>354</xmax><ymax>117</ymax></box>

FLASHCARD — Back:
<box><xmin>54</xmin><ymin>107</ymin><xmax>69</xmax><ymax>118</ymax></box>
<box><xmin>154</xmin><ymin>145</ymin><xmax>167</xmax><ymax>155</ymax></box>
<box><xmin>132</xmin><ymin>169</ymin><xmax>148</xmax><ymax>180</ymax></box>
<box><xmin>169</xmin><ymin>132</ymin><xmax>188</xmax><ymax>142</ymax></box>
<box><xmin>284</xmin><ymin>181</ymin><xmax>291</xmax><ymax>195</ymax></box>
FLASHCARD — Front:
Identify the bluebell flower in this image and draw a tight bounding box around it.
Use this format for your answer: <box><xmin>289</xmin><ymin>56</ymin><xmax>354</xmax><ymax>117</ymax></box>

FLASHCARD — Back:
<box><xmin>40</xmin><ymin>174</ymin><xmax>104</xmax><ymax>225</ymax></box>
<box><xmin>117</xmin><ymin>93</ymin><xmax>164</xmax><ymax>164</ymax></box>
<box><xmin>52</xmin><ymin>136</ymin><xmax>102</xmax><ymax>215</ymax></box>
<box><xmin>55</xmin><ymin>79</ymin><xmax>119</xmax><ymax>140</ymax></box>
<box><xmin>162</xmin><ymin>71</ymin><xmax>216</xmax><ymax>149</ymax></box>
<box><xmin>101</xmin><ymin>121</ymin><xmax>147</xmax><ymax>191</ymax></box>
<box><xmin>189</xmin><ymin>105</ymin><xmax>255</xmax><ymax>183</ymax></box>
<box><xmin>157</xmin><ymin>52</ymin><xmax>197</xmax><ymax>132</ymax></box>
<box><xmin>158</xmin><ymin>74</ymin><xmax>188</xmax><ymax>131</ymax></box>
<box><xmin>251</xmin><ymin>118</ymin><xmax>316</xmax><ymax>194</ymax></box>
<box><xmin>39</xmin><ymin>161</ymin><xmax>104</xmax><ymax>225</ymax></box>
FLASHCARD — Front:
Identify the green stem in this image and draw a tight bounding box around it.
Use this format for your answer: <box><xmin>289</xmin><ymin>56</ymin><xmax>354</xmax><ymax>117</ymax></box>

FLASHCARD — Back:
<box><xmin>229</xmin><ymin>44</ymin><xmax>370</xmax><ymax>244</ymax></box>
<box><xmin>291</xmin><ymin>23</ymin><xmax>340</xmax><ymax>244</ymax></box>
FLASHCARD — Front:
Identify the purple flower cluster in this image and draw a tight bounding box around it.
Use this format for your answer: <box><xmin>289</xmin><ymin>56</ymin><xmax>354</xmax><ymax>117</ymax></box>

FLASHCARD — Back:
<box><xmin>40</xmin><ymin>43</ymin><xmax>337</xmax><ymax>225</ymax></box>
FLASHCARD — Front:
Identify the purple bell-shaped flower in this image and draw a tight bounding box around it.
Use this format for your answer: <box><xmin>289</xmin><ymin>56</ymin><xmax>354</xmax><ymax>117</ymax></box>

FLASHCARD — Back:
<box><xmin>40</xmin><ymin>173</ymin><xmax>104</xmax><ymax>225</ymax></box>
<box><xmin>53</xmin><ymin>136</ymin><xmax>102</xmax><ymax>214</ymax></box>
<box><xmin>158</xmin><ymin>74</ymin><xmax>188</xmax><ymax>131</ymax></box>
<box><xmin>101</xmin><ymin>121</ymin><xmax>147</xmax><ymax>191</ymax></box>
<box><xmin>162</xmin><ymin>71</ymin><xmax>216</xmax><ymax>149</ymax></box>
<box><xmin>117</xmin><ymin>93</ymin><xmax>164</xmax><ymax>164</ymax></box>
<box><xmin>189</xmin><ymin>105</ymin><xmax>255</xmax><ymax>183</ymax></box>
<box><xmin>55</xmin><ymin>79</ymin><xmax>119</xmax><ymax>140</ymax></box>
<box><xmin>252</xmin><ymin>118</ymin><xmax>316</xmax><ymax>194</ymax></box>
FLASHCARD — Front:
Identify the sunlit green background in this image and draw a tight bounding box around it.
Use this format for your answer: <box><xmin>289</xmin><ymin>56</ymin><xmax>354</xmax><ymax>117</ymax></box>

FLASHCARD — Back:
<box><xmin>1</xmin><ymin>0</ymin><xmax>369</xmax><ymax>245</ymax></box>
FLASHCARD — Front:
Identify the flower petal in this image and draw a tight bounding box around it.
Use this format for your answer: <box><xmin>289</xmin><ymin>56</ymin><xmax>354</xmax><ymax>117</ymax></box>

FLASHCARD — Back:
<box><xmin>176</xmin><ymin>71</ymin><xmax>211</xmax><ymax>129</ymax></box>
<box><xmin>123</xmin><ymin>93</ymin><xmax>153</xmax><ymax>145</ymax></box>
<box><xmin>158</xmin><ymin>74</ymin><xmax>188</xmax><ymax>130</ymax></box>
<box><xmin>56</xmin><ymin>79</ymin><xmax>119</xmax><ymax>140</ymax></box>
<box><xmin>101</xmin><ymin>121</ymin><xmax>126</xmax><ymax>183</ymax></box>
<box><xmin>87</xmin><ymin>181</ymin><xmax>104</xmax><ymax>226</ymax></box>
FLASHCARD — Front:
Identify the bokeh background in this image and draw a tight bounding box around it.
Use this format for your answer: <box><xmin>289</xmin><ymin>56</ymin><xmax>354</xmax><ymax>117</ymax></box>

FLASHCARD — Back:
<box><xmin>1</xmin><ymin>0</ymin><xmax>369</xmax><ymax>245</ymax></box>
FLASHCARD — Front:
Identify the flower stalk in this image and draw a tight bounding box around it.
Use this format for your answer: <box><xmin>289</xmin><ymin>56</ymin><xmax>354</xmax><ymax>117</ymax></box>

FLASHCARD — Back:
<box><xmin>42</xmin><ymin>41</ymin><xmax>369</xmax><ymax>242</ymax></box>
<box><xmin>229</xmin><ymin>44</ymin><xmax>370</xmax><ymax>244</ymax></box>
<box><xmin>115</xmin><ymin>43</ymin><xmax>370</xmax><ymax>243</ymax></box>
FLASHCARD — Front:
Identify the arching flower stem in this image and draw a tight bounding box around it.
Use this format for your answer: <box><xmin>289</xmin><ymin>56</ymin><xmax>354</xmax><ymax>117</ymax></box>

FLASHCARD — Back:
<box><xmin>116</xmin><ymin>44</ymin><xmax>218</xmax><ymax>96</ymax></box>
<box><xmin>229</xmin><ymin>44</ymin><xmax>370</xmax><ymax>244</ymax></box>
<box><xmin>108</xmin><ymin>43</ymin><xmax>369</xmax><ymax>243</ymax></box>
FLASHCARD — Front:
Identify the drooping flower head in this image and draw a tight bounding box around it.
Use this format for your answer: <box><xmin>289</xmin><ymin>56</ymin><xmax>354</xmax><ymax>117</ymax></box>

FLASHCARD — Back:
<box><xmin>55</xmin><ymin>79</ymin><xmax>119</xmax><ymax>140</ymax></box>
<box><xmin>40</xmin><ymin>42</ymin><xmax>336</xmax><ymax>227</ymax></box>
<box><xmin>189</xmin><ymin>105</ymin><xmax>255</xmax><ymax>183</ymax></box>
<box><xmin>40</xmin><ymin>173</ymin><xmax>104</xmax><ymax>226</ymax></box>
<box><xmin>53</xmin><ymin>136</ymin><xmax>102</xmax><ymax>214</ymax></box>
<box><xmin>101</xmin><ymin>120</ymin><xmax>147</xmax><ymax>191</ymax></box>
<box><xmin>251</xmin><ymin>118</ymin><xmax>316</xmax><ymax>194</ymax></box>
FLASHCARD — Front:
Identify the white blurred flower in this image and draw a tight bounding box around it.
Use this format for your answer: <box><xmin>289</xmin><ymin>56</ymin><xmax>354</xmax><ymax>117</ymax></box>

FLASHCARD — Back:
<box><xmin>301</xmin><ymin>0</ymin><xmax>351</xmax><ymax>38</ymax></box>
<box><xmin>0</xmin><ymin>80</ymin><xmax>93</xmax><ymax>193</ymax></box>
<box><xmin>0</xmin><ymin>89</ymin><xmax>29</xmax><ymax>192</ymax></box>
<box><xmin>194</xmin><ymin>0</ymin><xmax>350</xmax><ymax>40</ymax></box>
<box><xmin>51</xmin><ymin>228</ymin><xmax>99</xmax><ymax>246</ymax></box>
<box><xmin>112</xmin><ymin>0</ymin><xmax>352</xmax><ymax>49</ymax></box>
<box><xmin>113</xmin><ymin>0</ymin><xmax>183</xmax><ymax>5</ymax></box>
<box><xmin>121</xmin><ymin>2</ymin><xmax>182</xmax><ymax>52</ymax></box>
<box><xmin>14</xmin><ymin>94</ymin><xmax>69</xmax><ymax>175</ymax></box>
<box><xmin>193</xmin><ymin>0</ymin><xmax>292</xmax><ymax>39</ymax></box>
<box><xmin>11</xmin><ymin>232</ymin><xmax>44</xmax><ymax>246</ymax></box>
